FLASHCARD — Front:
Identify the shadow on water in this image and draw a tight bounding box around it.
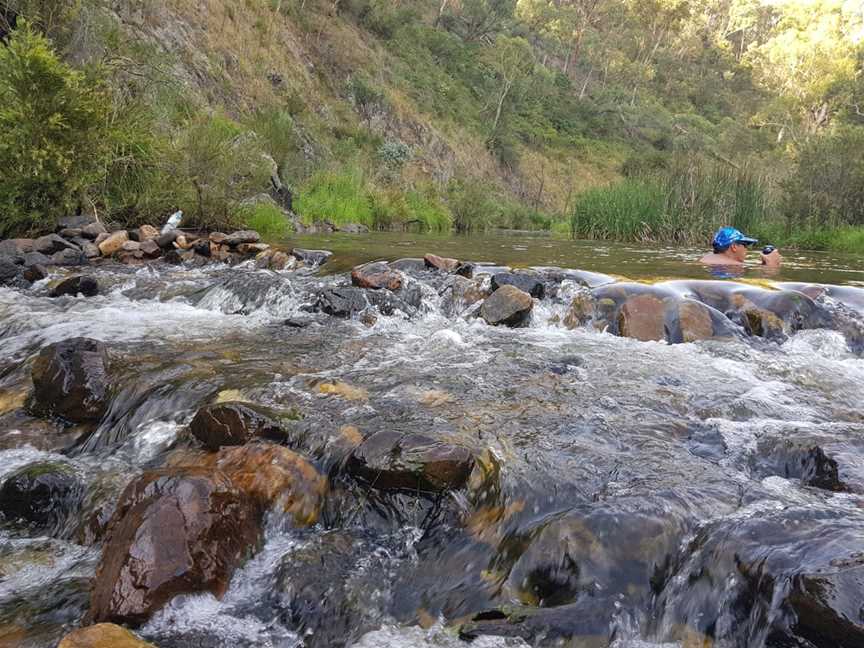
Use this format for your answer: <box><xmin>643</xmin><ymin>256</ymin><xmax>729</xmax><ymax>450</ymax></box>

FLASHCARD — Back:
<box><xmin>1</xmin><ymin>234</ymin><xmax>864</xmax><ymax>647</ymax></box>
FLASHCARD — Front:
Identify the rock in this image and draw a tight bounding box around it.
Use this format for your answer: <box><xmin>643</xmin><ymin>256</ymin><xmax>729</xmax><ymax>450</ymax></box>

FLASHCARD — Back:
<box><xmin>50</xmin><ymin>248</ymin><xmax>88</xmax><ymax>266</ymax></box>
<box><xmin>491</xmin><ymin>272</ymin><xmax>545</xmax><ymax>299</ymax></box>
<box><xmin>31</xmin><ymin>338</ymin><xmax>110</xmax><ymax>423</ymax></box>
<box><xmin>189</xmin><ymin>401</ymin><xmax>291</xmax><ymax>451</ymax></box>
<box><xmin>225</xmin><ymin>230</ymin><xmax>261</xmax><ymax>246</ymax></box>
<box><xmin>0</xmin><ymin>462</ymin><xmax>83</xmax><ymax>533</ymax></box>
<box><xmin>750</xmin><ymin>439</ymin><xmax>848</xmax><ymax>492</ymax></box>
<box><xmin>292</xmin><ymin>248</ymin><xmax>332</xmax><ymax>266</ymax></box>
<box><xmin>270</xmin><ymin>251</ymin><xmax>295</xmax><ymax>271</ymax></box>
<box><xmin>58</xmin><ymin>623</ymin><xmax>156</xmax><ymax>648</ymax></box>
<box><xmin>49</xmin><ymin>276</ymin><xmax>99</xmax><ymax>298</ymax></box>
<box><xmin>454</xmin><ymin>262</ymin><xmax>475</xmax><ymax>278</ymax></box>
<box><xmin>481</xmin><ymin>284</ymin><xmax>533</xmax><ymax>327</ymax></box>
<box><xmin>0</xmin><ymin>258</ymin><xmax>26</xmax><ymax>287</ymax></box>
<box><xmin>80</xmin><ymin>242</ymin><xmax>100</xmax><ymax>259</ymax></box>
<box><xmin>351</xmin><ymin>262</ymin><xmax>403</xmax><ymax>291</ymax></box>
<box><xmin>389</xmin><ymin>258</ymin><xmax>427</xmax><ymax>273</ymax></box>
<box><xmin>192</xmin><ymin>239</ymin><xmax>211</xmax><ymax>257</ymax></box>
<box><xmin>121</xmin><ymin>241</ymin><xmax>141</xmax><ymax>253</ymax></box>
<box><xmin>197</xmin><ymin>445</ymin><xmax>326</xmax><ymax>525</ymax></box>
<box><xmin>94</xmin><ymin>232</ymin><xmax>110</xmax><ymax>246</ymax></box>
<box><xmin>98</xmin><ymin>231</ymin><xmax>129</xmax><ymax>257</ymax></box>
<box><xmin>118</xmin><ymin>251</ymin><xmax>144</xmax><ymax>265</ymax></box>
<box><xmin>81</xmin><ymin>222</ymin><xmax>107</xmax><ymax>239</ymax></box>
<box><xmin>56</xmin><ymin>214</ymin><xmax>93</xmax><ymax>231</ymax></box>
<box><xmin>0</xmin><ymin>238</ymin><xmax>34</xmax><ymax>258</ymax></box>
<box><xmin>442</xmin><ymin>276</ymin><xmax>489</xmax><ymax>316</ymax></box>
<box><xmin>311</xmin><ymin>287</ymin><xmax>370</xmax><ymax>318</ymax></box>
<box><xmin>284</xmin><ymin>316</ymin><xmax>313</xmax><ymax>328</ymax></box>
<box><xmin>137</xmin><ymin>225</ymin><xmax>159</xmax><ymax>241</ymax></box>
<box><xmin>173</xmin><ymin>235</ymin><xmax>191</xmax><ymax>250</ymax></box>
<box><xmin>156</xmin><ymin>230</ymin><xmax>179</xmax><ymax>249</ymax></box>
<box><xmin>209</xmin><ymin>232</ymin><xmax>228</xmax><ymax>244</ymax></box>
<box><xmin>424</xmin><ymin>253</ymin><xmax>460</xmax><ymax>272</ymax></box>
<box><xmin>338</xmin><ymin>223</ymin><xmax>370</xmax><ymax>233</ymax></box>
<box><xmin>88</xmin><ymin>468</ymin><xmax>261</xmax><ymax>626</ymax></box>
<box><xmin>237</xmin><ymin>243</ymin><xmax>270</xmax><ymax>256</ymax></box>
<box><xmin>60</xmin><ymin>228</ymin><xmax>83</xmax><ymax>239</ymax></box>
<box><xmin>22</xmin><ymin>251</ymin><xmax>51</xmax><ymax>268</ymax></box>
<box><xmin>678</xmin><ymin>300</ymin><xmax>716</xmax><ymax>342</ymax></box>
<box><xmin>139</xmin><ymin>239</ymin><xmax>161</xmax><ymax>259</ymax></box>
<box><xmin>33</xmin><ymin>234</ymin><xmax>79</xmax><ymax>255</ymax></box>
<box><xmin>347</xmin><ymin>431</ymin><xmax>475</xmax><ymax>493</ymax></box>
<box><xmin>617</xmin><ymin>293</ymin><xmax>667</xmax><ymax>341</ymax></box>
<box><xmin>23</xmin><ymin>264</ymin><xmax>47</xmax><ymax>283</ymax></box>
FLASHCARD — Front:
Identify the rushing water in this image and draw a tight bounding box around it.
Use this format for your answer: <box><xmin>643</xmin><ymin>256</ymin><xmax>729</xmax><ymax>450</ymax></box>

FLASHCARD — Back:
<box><xmin>1</xmin><ymin>234</ymin><xmax>863</xmax><ymax>648</ymax></box>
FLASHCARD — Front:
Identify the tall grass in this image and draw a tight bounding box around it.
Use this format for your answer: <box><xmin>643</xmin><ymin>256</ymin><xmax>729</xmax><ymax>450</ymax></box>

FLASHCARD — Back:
<box><xmin>241</xmin><ymin>202</ymin><xmax>291</xmax><ymax>239</ymax></box>
<box><xmin>570</xmin><ymin>160</ymin><xmax>773</xmax><ymax>244</ymax></box>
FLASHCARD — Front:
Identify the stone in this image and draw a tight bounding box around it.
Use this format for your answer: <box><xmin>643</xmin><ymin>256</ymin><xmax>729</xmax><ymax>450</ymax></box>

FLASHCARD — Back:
<box><xmin>137</xmin><ymin>225</ymin><xmax>159</xmax><ymax>241</ymax></box>
<box><xmin>481</xmin><ymin>284</ymin><xmax>534</xmax><ymax>328</ymax></box>
<box><xmin>139</xmin><ymin>239</ymin><xmax>161</xmax><ymax>259</ymax></box>
<box><xmin>0</xmin><ymin>462</ymin><xmax>83</xmax><ymax>533</ymax></box>
<box><xmin>347</xmin><ymin>431</ymin><xmax>475</xmax><ymax>493</ymax></box>
<box><xmin>22</xmin><ymin>264</ymin><xmax>47</xmax><ymax>283</ymax></box>
<box><xmin>617</xmin><ymin>293</ymin><xmax>667</xmax><ymax>342</ymax></box>
<box><xmin>678</xmin><ymin>300</ymin><xmax>715</xmax><ymax>342</ymax></box>
<box><xmin>198</xmin><ymin>445</ymin><xmax>327</xmax><ymax>525</ymax></box>
<box><xmin>59</xmin><ymin>228</ymin><xmax>83</xmax><ymax>239</ymax></box>
<box><xmin>98</xmin><ymin>231</ymin><xmax>129</xmax><ymax>257</ymax></box>
<box><xmin>292</xmin><ymin>248</ymin><xmax>332</xmax><ymax>266</ymax></box>
<box><xmin>173</xmin><ymin>235</ymin><xmax>191</xmax><ymax>250</ymax></box>
<box><xmin>389</xmin><ymin>258</ymin><xmax>427</xmax><ymax>273</ymax></box>
<box><xmin>118</xmin><ymin>251</ymin><xmax>144</xmax><ymax>265</ymax></box>
<box><xmin>58</xmin><ymin>623</ymin><xmax>156</xmax><ymax>648</ymax></box>
<box><xmin>52</xmin><ymin>248</ymin><xmax>88</xmax><ymax>266</ymax></box>
<box><xmin>225</xmin><ymin>230</ymin><xmax>261</xmax><ymax>246</ymax></box>
<box><xmin>121</xmin><ymin>241</ymin><xmax>141</xmax><ymax>253</ymax></box>
<box><xmin>31</xmin><ymin>338</ymin><xmax>110</xmax><ymax>423</ymax></box>
<box><xmin>192</xmin><ymin>239</ymin><xmax>211</xmax><ymax>257</ymax></box>
<box><xmin>81</xmin><ymin>242</ymin><xmax>100</xmax><ymax>259</ymax></box>
<box><xmin>0</xmin><ymin>257</ymin><xmax>25</xmax><ymax>287</ymax></box>
<box><xmin>34</xmin><ymin>234</ymin><xmax>79</xmax><ymax>255</ymax></box>
<box><xmin>88</xmin><ymin>468</ymin><xmax>261</xmax><ymax>626</ymax></box>
<box><xmin>56</xmin><ymin>214</ymin><xmax>93</xmax><ymax>231</ymax></box>
<box><xmin>338</xmin><ymin>223</ymin><xmax>370</xmax><ymax>233</ymax></box>
<box><xmin>442</xmin><ymin>276</ymin><xmax>489</xmax><ymax>316</ymax></box>
<box><xmin>156</xmin><ymin>230</ymin><xmax>179</xmax><ymax>249</ymax></box>
<box><xmin>189</xmin><ymin>401</ymin><xmax>290</xmax><ymax>451</ymax></box>
<box><xmin>270</xmin><ymin>251</ymin><xmax>295</xmax><ymax>271</ymax></box>
<box><xmin>21</xmin><ymin>251</ymin><xmax>52</xmax><ymax>268</ymax></box>
<box><xmin>0</xmin><ymin>238</ymin><xmax>34</xmax><ymax>257</ymax></box>
<box><xmin>424</xmin><ymin>253</ymin><xmax>460</xmax><ymax>272</ymax></box>
<box><xmin>237</xmin><ymin>243</ymin><xmax>270</xmax><ymax>256</ymax></box>
<box><xmin>750</xmin><ymin>438</ymin><xmax>848</xmax><ymax>492</ymax></box>
<box><xmin>81</xmin><ymin>222</ymin><xmax>108</xmax><ymax>240</ymax></box>
<box><xmin>94</xmin><ymin>232</ymin><xmax>110</xmax><ymax>246</ymax></box>
<box><xmin>491</xmin><ymin>272</ymin><xmax>545</xmax><ymax>299</ymax></box>
<box><xmin>351</xmin><ymin>262</ymin><xmax>403</xmax><ymax>291</ymax></box>
<box><xmin>209</xmin><ymin>232</ymin><xmax>228</xmax><ymax>244</ymax></box>
<box><xmin>49</xmin><ymin>276</ymin><xmax>99</xmax><ymax>298</ymax></box>
<box><xmin>311</xmin><ymin>287</ymin><xmax>370</xmax><ymax>318</ymax></box>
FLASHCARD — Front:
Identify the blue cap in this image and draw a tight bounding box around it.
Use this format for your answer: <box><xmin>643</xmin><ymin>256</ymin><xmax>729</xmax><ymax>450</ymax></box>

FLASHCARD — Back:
<box><xmin>712</xmin><ymin>226</ymin><xmax>758</xmax><ymax>251</ymax></box>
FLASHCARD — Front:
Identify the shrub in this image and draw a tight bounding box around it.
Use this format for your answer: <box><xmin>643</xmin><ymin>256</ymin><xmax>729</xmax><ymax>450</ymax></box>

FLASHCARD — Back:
<box><xmin>448</xmin><ymin>178</ymin><xmax>496</xmax><ymax>233</ymax></box>
<box><xmin>295</xmin><ymin>167</ymin><xmax>374</xmax><ymax>228</ymax></box>
<box><xmin>376</xmin><ymin>139</ymin><xmax>411</xmax><ymax>170</ymax></box>
<box><xmin>0</xmin><ymin>21</ymin><xmax>111</xmax><ymax>236</ymax></box>
<box><xmin>240</xmin><ymin>201</ymin><xmax>291</xmax><ymax>240</ymax></box>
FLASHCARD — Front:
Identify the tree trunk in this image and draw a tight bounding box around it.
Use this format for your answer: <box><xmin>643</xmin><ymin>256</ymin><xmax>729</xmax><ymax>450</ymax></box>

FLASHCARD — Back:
<box><xmin>492</xmin><ymin>79</ymin><xmax>512</xmax><ymax>137</ymax></box>
<box><xmin>434</xmin><ymin>0</ymin><xmax>450</xmax><ymax>27</ymax></box>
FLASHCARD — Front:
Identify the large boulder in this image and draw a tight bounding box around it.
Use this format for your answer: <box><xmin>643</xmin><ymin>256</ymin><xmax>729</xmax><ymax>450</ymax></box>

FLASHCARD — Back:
<box><xmin>351</xmin><ymin>262</ymin><xmax>403</xmax><ymax>291</ymax></box>
<box><xmin>481</xmin><ymin>285</ymin><xmax>533</xmax><ymax>327</ymax></box>
<box><xmin>491</xmin><ymin>272</ymin><xmax>545</xmax><ymax>299</ymax></box>
<box><xmin>0</xmin><ymin>462</ymin><xmax>83</xmax><ymax>534</ymax></box>
<box><xmin>58</xmin><ymin>624</ymin><xmax>156</xmax><ymax>648</ymax></box>
<box><xmin>441</xmin><ymin>276</ymin><xmax>490</xmax><ymax>317</ymax></box>
<box><xmin>749</xmin><ymin>438</ymin><xmax>849</xmax><ymax>492</ymax></box>
<box><xmin>88</xmin><ymin>468</ymin><xmax>261</xmax><ymax>626</ymax></box>
<box><xmin>188</xmin><ymin>401</ymin><xmax>291</xmax><ymax>451</ymax></box>
<box><xmin>33</xmin><ymin>233</ymin><xmax>79</xmax><ymax>256</ymax></box>
<box><xmin>31</xmin><ymin>338</ymin><xmax>111</xmax><ymax>423</ymax></box>
<box><xmin>347</xmin><ymin>431</ymin><xmax>475</xmax><ymax>493</ymax></box>
<box><xmin>0</xmin><ymin>238</ymin><xmax>34</xmax><ymax>258</ymax></box>
<box><xmin>292</xmin><ymin>248</ymin><xmax>332</xmax><ymax>266</ymax></box>
<box><xmin>50</xmin><ymin>276</ymin><xmax>99</xmax><ymax>298</ymax></box>
<box><xmin>225</xmin><ymin>230</ymin><xmax>261</xmax><ymax>246</ymax></box>
<box><xmin>81</xmin><ymin>222</ymin><xmax>108</xmax><ymax>240</ymax></box>
<box><xmin>50</xmin><ymin>248</ymin><xmax>88</xmax><ymax>266</ymax></box>
<box><xmin>137</xmin><ymin>225</ymin><xmax>160</xmax><ymax>242</ymax></box>
<box><xmin>98</xmin><ymin>231</ymin><xmax>129</xmax><ymax>257</ymax></box>
<box><xmin>424</xmin><ymin>253</ymin><xmax>460</xmax><ymax>272</ymax></box>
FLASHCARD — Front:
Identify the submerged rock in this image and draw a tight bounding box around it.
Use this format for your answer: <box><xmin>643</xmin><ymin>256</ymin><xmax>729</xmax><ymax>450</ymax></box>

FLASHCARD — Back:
<box><xmin>88</xmin><ymin>468</ymin><xmax>261</xmax><ymax>626</ymax></box>
<box><xmin>292</xmin><ymin>248</ymin><xmax>333</xmax><ymax>266</ymax></box>
<box><xmin>750</xmin><ymin>438</ymin><xmax>849</xmax><ymax>492</ymax></box>
<box><xmin>311</xmin><ymin>286</ymin><xmax>416</xmax><ymax>319</ymax></box>
<box><xmin>424</xmin><ymin>253</ymin><xmax>460</xmax><ymax>272</ymax></box>
<box><xmin>491</xmin><ymin>272</ymin><xmax>545</xmax><ymax>299</ymax></box>
<box><xmin>31</xmin><ymin>338</ymin><xmax>110</xmax><ymax>423</ymax></box>
<box><xmin>351</xmin><ymin>262</ymin><xmax>403</xmax><ymax>291</ymax></box>
<box><xmin>481</xmin><ymin>285</ymin><xmax>533</xmax><ymax>327</ymax></box>
<box><xmin>347</xmin><ymin>431</ymin><xmax>475</xmax><ymax>493</ymax></box>
<box><xmin>188</xmin><ymin>401</ymin><xmax>291</xmax><ymax>451</ymax></box>
<box><xmin>49</xmin><ymin>276</ymin><xmax>99</xmax><ymax>298</ymax></box>
<box><xmin>0</xmin><ymin>462</ymin><xmax>83</xmax><ymax>534</ymax></box>
<box><xmin>58</xmin><ymin>623</ymin><xmax>156</xmax><ymax>648</ymax></box>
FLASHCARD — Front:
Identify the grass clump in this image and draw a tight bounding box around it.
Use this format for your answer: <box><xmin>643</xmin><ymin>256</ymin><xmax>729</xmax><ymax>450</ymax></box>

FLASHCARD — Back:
<box><xmin>241</xmin><ymin>202</ymin><xmax>291</xmax><ymax>239</ymax></box>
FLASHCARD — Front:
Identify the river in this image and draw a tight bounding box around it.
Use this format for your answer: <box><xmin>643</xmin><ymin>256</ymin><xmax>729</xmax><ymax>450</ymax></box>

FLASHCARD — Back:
<box><xmin>1</xmin><ymin>233</ymin><xmax>863</xmax><ymax>648</ymax></box>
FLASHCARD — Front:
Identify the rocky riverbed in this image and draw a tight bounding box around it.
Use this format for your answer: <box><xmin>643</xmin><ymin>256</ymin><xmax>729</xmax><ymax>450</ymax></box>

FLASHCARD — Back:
<box><xmin>1</xmin><ymin>223</ymin><xmax>864</xmax><ymax>648</ymax></box>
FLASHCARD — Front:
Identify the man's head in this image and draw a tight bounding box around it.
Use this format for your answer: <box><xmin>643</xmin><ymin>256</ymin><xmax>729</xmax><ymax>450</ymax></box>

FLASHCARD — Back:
<box><xmin>712</xmin><ymin>226</ymin><xmax>757</xmax><ymax>262</ymax></box>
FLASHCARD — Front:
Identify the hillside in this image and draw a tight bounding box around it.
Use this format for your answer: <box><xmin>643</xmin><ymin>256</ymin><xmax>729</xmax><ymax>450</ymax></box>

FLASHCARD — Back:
<box><xmin>1</xmin><ymin>0</ymin><xmax>863</xmax><ymax>246</ymax></box>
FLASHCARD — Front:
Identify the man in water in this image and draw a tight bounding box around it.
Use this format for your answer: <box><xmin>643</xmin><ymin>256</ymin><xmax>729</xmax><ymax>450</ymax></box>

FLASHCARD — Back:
<box><xmin>700</xmin><ymin>226</ymin><xmax>782</xmax><ymax>267</ymax></box>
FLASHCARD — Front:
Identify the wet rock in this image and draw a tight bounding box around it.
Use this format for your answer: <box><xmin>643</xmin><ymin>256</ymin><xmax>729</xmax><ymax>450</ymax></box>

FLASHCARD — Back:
<box><xmin>98</xmin><ymin>231</ymin><xmax>128</xmax><ymax>257</ymax></box>
<box><xmin>237</xmin><ymin>242</ymin><xmax>270</xmax><ymax>256</ymax></box>
<box><xmin>481</xmin><ymin>285</ymin><xmax>533</xmax><ymax>327</ymax></box>
<box><xmin>338</xmin><ymin>222</ymin><xmax>370</xmax><ymax>233</ymax></box>
<box><xmin>311</xmin><ymin>287</ymin><xmax>370</xmax><ymax>318</ymax></box>
<box><xmin>269</xmin><ymin>251</ymin><xmax>295</xmax><ymax>271</ymax></box>
<box><xmin>31</xmin><ymin>337</ymin><xmax>110</xmax><ymax>423</ymax></box>
<box><xmin>454</xmin><ymin>262</ymin><xmax>475</xmax><ymax>278</ymax></box>
<box><xmin>22</xmin><ymin>251</ymin><xmax>52</xmax><ymax>267</ymax></box>
<box><xmin>60</xmin><ymin>228</ymin><xmax>83</xmax><ymax>239</ymax></box>
<box><xmin>292</xmin><ymin>248</ymin><xmax>332</xmax><ymax>266</ymax></box>
<box><xmin>618</xmin><ymin>293</ymin><xmax>667</xmax><ymax>341</ymax></box>
<box><xmin>562</xmin><ymin>292</ymin><xmax>596</xmax><ymax>329</ymax></box>
<box><xmin>351</xmin><ymin>262</ymin><xmax>403</xmax><ymax>291</ymax></box>
<box><xmin>137</xmin><ymin>225</ymin><xmax>160</xmax><ymax>241</ymax></box>
<box><xmin>347</xmin><ymin>431</ymin><xmax>475</xmax><ymax>493</ymax></box>
<box><xmin>0</xmin><ymin>257</ymin><xmax>26</xmax><ymax>287</ymax></box>
<box><xmin>189</xmin><ymin>401</ymin><xmax>290</xmax><ymax>451</ymax></box>
<box><xmin>51</xmin><ymin>248</ymin><xmax>88</xmax><ymax>266</ymax></box>
<box><xmin>81</xmin><ymin>222</ymin><xmax>107</xmax><ymax>239</ymax></box>
<box><xmin>0</xmin><ymin>462</ymin><xmax>83</xmax><ymax>533</ymax></box>
<box><xmin>750</xmin><ymin>438</ymin><xmax>848</xmax><ymax>492</ymax></box>
<box><xmin>225</xmin><ymin>230</ymin><xmax>261</xmax><ymax>246</ymax></box>
<box><xmin>34</xmin><ymin>233</ymin><xmax>78</xmax><ymax>255</ymax></box>
<box><xmin>389</xmin><ymin>258</ymin><xmax>427</xmax><ymax>273</ymax></box>
<box><xmin>491</xmin><ymin>272</ymin><xmax>545</xmax><ymax>299</ymax></box>
<box><xmin>22</xmin><ymin>263</ymin><xmax>47</xmax><ymax>283</ymax></box>
<box><xmin>192</xmin><ymin>239</ymin><xmax>211</xmax><ymax>257</ymax></box>
<box><xmin>139</xmin><ymin>239</ymin><xmax>161</xmax><ymax>259</ymax></box>
<box><xmin>441</xmin><ymin>276</ymin><xmax>490</xmax><ymax>316</ymax></box>
<box><xmin>677</xmin><ymin>300</ymin><xmax>715</xmax><ymax>342</ymax></box>
<box><xmin>0</xmin><ymin>238</ymin><xmax>34</xmax><ymax>258</ymax></box>
<box><xmin>424</xmin><ymin>253</ymin><xmax>460</xmax><ymax>272</ymax></box>
<box><xmin>50</xmin><ymin>276</ymin><xmax>99</xmax><ymax>298</ymax></box>
<box><xmin>58</xmin><ymin>623</ymin><xmax>156</xmax><ymax>648</ymax></box>
<box><xmin>88</xmin><ymin>468</ymin><xmax>261</xmax><ymax>626</ymax></box>
<box><xmin>198</xmin><ymin>444</ymin><xmax>327</xmax><ymax>525</ymax></box>
<box><xmin>284</xmin><ymin>316</ymin><xmax>313</xmax><ymax>328</ymax></box>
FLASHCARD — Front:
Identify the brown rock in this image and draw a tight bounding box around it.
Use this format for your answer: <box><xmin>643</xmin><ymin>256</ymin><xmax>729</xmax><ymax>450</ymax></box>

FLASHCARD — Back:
<box><xmin>226</xmin><ymin>230</ymin><xmax>261</xmax><ymax>246</ymax></box>
<box><xmin>58</xmin><ymin>623</ymin><xmax>156</xmax><ymax>648</ymax></box>
<box><xmin>210</xmin><ymin>232</ymin><xmax>228</xmax><ymax>244</ymax></box>
<box><xmin>189</xmin><ymin>402</ymin><xmax>290</xmax><ymax>451</ymax></box>
<box><xmin>200</xmin><ymin>445</ymin><xmax>327</xmax><ymax>526</ymax></box>
<box><xmin>31</xmin><ymin>338</ymin><xmax>110</xmax><ymax>423</ymax></box>
<box><xmin>237</xmin><ymin>243</ymin><xmax>270</xmax><ymax>256</ymax></box>
<box><xmin>137</xmin><ymin>225</ymin><xmax>159</xmax><ymax>241</ymax></box>
<box><xmin>0</xmin><ymin>238</ymin><xmax>34</xmax><ymax>256</ymax></box>
<box><xmin>121</xmin><ymin>241</ymin><xmax>141</xmax><ymax>253</ymax></box>
<box><xmin>678</xmin><ymin>300</ymin><xmax>714</xmax><ymax>342</ymax></box>
<box><xmin>88</xmin><ymin>468</ymin><xmax>261</xmax><ymax>626</ymax></box>
<box><xmin>81</xmin><ymin>222</ymin><xmax>107</xmax><ymax>240</ymax></box>
<box><xmin>617</xmin><ymin>294</ymin><xmax>666</xmax><ymax>342</ymax></box>
<box><xmin>424</xmin><ymin>253</ymin><xmax>460</xmax><ymax>272</ymax></box>
<box><xmin>481</xmin><ymin>284</ymin><xmax>533</xmax><ymax>327</ymax></box>
<box><xmin>270</xmin><ymin>251</ymin><xmax>295</xmax><ymax>271</ymax></box>
<box><xmin>173</xmin><ymin>235</ymin><xmax>191</xmax><ymax>250</ymax></box>
<box><xmin>139</xmin><ymin>239</ymin><xmax>161</xmax><ymax>259</ymax></box>
<box><xmin>98</xmin><ymin>231</ymin><xmax>128</xmax><ymax>257</ymax></box>
<box><xmin>351</xmin><ymin>262</ymin><xmax>403</xmax><ymax>291</ymax></box>
<box><xmin>347</xmin><ymin>431</ymin><xmax>475</xmax><ymax>493</ymax></box>
<box><xmin>563</xmin><ymin>292</ymin><xmax>595</xmax><ymax>329</ymax></box>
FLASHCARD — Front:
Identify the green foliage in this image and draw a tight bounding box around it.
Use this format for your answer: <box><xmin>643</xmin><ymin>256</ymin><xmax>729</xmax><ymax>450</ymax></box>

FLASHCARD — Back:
<box><xmin>241</xmin><ymin>201</ymin><xmax>291</xmax><ymax>239</ymax></box>
<box><xmin>448</xmin><ymin>177</ymin><xmax>497</xmax><ymax>233</ymax></box>
<box><xmin>0</xmin><ymin>21</ymin><xmax>110</xmax><ymax>235</ymax></box>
